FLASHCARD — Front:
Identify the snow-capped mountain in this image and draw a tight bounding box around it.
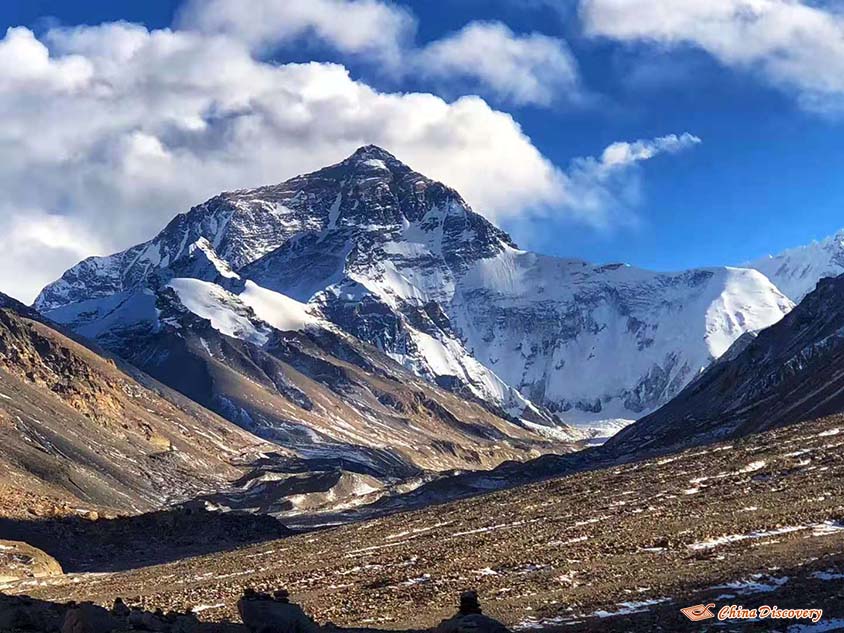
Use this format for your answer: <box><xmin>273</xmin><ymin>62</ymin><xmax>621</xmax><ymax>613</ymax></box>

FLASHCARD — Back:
<box><xmin>749</xmin><ymin>229</ymin><xmax>844</xmax><ymax>302</ymax></box>
<box><xmin>36</xmin><ymin>146</ymin><xmax>793</xmax><ymax>434</ymax></box>
<box><xmin>607</xmin><ymin>271</ymin><xmax>844</xmax><ymax>457</ymax></box>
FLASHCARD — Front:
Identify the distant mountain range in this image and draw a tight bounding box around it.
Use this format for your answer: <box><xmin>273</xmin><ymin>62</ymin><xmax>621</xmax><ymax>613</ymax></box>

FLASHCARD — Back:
<box><xmin>35</xmin><ymin>146</ymin><xmax>792</xmax><ymax>440</ymax></box>
<box><xmin>6</xmin><ymin>143</ymin><xmax>844</xmax><ymax>528</ymax></box>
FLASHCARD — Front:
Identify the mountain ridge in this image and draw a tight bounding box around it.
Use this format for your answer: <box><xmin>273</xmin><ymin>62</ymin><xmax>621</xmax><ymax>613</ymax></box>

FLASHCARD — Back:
<box><xmin>606</xmin><ymin>271</ymin><xmax>844</xmax><ymax>456</ymax></box>
<box><xmin>0</xmin><ymin>291</ymin><xmax>272</xmax><ymax>518</ymax></box>
<box><xmin>35</xmin><ymin>146</ymin><xmax>793</xmax><ymax>435</ymax></box>
<box><xmin>749</xmin><ymin>228</ymin><xmax>844</xmax><ymax>302</ymax></box>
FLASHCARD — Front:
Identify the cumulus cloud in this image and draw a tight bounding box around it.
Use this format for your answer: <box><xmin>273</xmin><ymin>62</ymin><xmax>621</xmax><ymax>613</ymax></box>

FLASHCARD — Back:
<box><xmin>177</xmin><ymin>0</ymin><xmax>415</xmax><ymax>65</ymax></box>
<box><xmin>580</xmin><ymin>0</ymin><xmax>844</xmax><ymax>111</ymax></box>
<box><xmin>180</xmin><ymin>0</ymin><xmax>581</xmax><ymax>107</ymax></box>
<box><xmin>0</xmin><ymin>212</ymin><xmax>106</xmax><ymax>304</ymax></box>
<box><xmin>0</xmin><ymin>0</ymin><xmax>699</xmax><ymax>303</ymax></box>
<box><xmin>416</xmin><ymin>21</ymin><xmax>581</xmax><ymax>107</ymax></box>
<box><xmin>0</xmin><ymin>22</ymin><xmax>571</xmax><ymax>303</ymax></box>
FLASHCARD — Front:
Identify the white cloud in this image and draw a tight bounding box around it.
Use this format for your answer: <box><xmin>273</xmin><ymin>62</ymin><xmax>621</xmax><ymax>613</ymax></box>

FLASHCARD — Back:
<box><xmin>581</xmin><ymin>0</ymin><xmax>844</xmax><ymax>110</ymax></box>
<box><xmin>179</xmin><ymin>0</ymin><xmax>580</xmax><ymax>107</ymax></box>
<box><xmin>416</xmin><ymin>21</ymin><xmax>581</xmax><ymax>106</ymax></box>
<box><xmin>600</xmin><ymin>134</ymin><xmax>702</xmax><ymax>168</ymax></box>
<box><xmin>0</xmin><ymin>23</ymin><xmax>568</xmax><ymax>303</ymax></box>
<box><xmin>0</xmin><ymin>4</ymin><xmax>698</xmax><ymax>304</ymax></box>
<box><xmin>560</xmin><ymin>134</ymin><xmax>702</xmax><ymax>228</ymax></box>
<box><xmin>0</xmin><ymin>210</ymin><xmax>106</xmax><ymax>304</ymax></box>
<box><xmin>0</xmin><ymin>27</ymin><xmax>92</xmax><ymax>91</ymax></box>
<box><xmin>178</xmin><ymin>0</ymin><xmax>415</xmax><ymax>66</ymax></box>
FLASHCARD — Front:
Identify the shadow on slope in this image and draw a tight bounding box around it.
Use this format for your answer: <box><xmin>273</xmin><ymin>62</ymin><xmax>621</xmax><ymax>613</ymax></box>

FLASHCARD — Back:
<box><xmin>0</xmin><ymin>506</ymin><xmax>290</xmax><ymax>574</ymax></box>
<box><xmin>3</xmin><ymin>554</ymin><xmax>844</xmax><ymax>633</ymax></box>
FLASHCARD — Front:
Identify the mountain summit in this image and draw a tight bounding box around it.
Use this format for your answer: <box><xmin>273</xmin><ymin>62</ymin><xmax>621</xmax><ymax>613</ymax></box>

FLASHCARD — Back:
<box><xmin>345</xmin><ymin>144</ymin><xmax>401</xmax><ymax>163</ymax></box>
<box><xmin>35</xmin><ymin>147</ymin><xmax>792</xmax><ymax>436</ymax></box>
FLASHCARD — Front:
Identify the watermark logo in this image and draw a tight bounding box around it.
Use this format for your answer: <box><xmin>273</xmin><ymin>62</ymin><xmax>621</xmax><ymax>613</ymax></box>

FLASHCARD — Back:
<box><xmin>681</xmin><ymin>603</ymin><xmax>716</xmax><ymax>622</ymax></box>
<box><xmin>681</xmin><ymin>603</ymin><xmax>823</xmax><ymax>625</ymax></box>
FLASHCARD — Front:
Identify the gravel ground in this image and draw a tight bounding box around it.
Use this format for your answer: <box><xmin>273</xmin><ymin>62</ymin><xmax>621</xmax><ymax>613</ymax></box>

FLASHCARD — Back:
<box><xmin>6</xmin><ymin>414</ymin><xmax>844</xmax><ymax>632</ymax></box>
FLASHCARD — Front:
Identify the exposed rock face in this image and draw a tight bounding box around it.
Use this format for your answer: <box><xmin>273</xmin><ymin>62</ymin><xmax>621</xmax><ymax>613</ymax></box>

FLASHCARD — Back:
<box><xmin>36</xmin><ymin>146</ymin><xmax>791</xmax><ymax>436</ymax></box>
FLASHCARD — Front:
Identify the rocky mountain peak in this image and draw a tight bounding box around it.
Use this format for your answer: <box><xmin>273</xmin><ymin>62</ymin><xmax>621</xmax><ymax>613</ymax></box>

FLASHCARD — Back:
<box><xmin>346</xmin><ymin>144</ymin><xmax>400</xmax><ymax>164</ymax></box>
<box><xmin>33</xmin><ymin>145</ymin><xmax>517</xmax><ymax>313</ymax></box>
<box><xmin>294</xmin><ymin>144</ymin><xmax>415</xmax><ymax>189</ymax></box>
<box><xmin>35</xmin><ymin>149</ymin><xmax>793</xmax><ymax>436</ymax></box>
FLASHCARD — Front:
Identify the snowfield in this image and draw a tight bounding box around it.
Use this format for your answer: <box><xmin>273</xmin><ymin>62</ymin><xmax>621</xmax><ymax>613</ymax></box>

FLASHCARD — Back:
<box><xmin>239</xmin><ymin>280</ymin><xmax>319</xmax><ymax>332</ymax></box>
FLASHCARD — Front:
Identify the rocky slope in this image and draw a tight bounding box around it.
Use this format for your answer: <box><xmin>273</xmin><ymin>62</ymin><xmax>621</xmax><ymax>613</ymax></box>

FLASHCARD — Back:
<box><xmin>608</xmin><ymin>273</ymin><xmax>844</xmax><ymax>457</ymax></box>
<box><xmin>36</xmin><ymin>146</ymin><xmax>793</xmax><ymax>434</ymax></box>
<box><xmin>24</xmin><ymin>280</ymin><xmax>573</xmax><ymax>533</ymax></box>
<box><xmin>0</xmin><ymin>292</ymin><xmax>277</xmax><ymax>517</ymax></box>
<box><xmin>8</xmin><ymin>413</ymin><xmax>844</xmax><ymax>632</ymax></box>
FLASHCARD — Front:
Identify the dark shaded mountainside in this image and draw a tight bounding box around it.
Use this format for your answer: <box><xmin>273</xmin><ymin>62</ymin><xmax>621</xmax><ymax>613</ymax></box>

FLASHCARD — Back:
<box><xmin>0</xmin><ymin>292</ymin><xmax>296</xmax><ymax>576</ymax></box>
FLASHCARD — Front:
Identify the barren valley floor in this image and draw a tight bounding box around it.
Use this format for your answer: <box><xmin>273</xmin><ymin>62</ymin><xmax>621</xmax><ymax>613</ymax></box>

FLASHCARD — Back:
<box><xmin>4</xmin><ymin>415</ymin><xmax>844</xmax><ymax>632</ymax></box>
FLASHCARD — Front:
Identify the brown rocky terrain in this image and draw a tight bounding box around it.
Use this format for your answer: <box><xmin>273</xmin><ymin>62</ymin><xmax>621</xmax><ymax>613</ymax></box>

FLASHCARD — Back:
<box><xmin>5</xmin><ymin>413</ymin><xmax>844</xmax><ymax>631</ymax></box>
<box><xmin>0</xmin><ymin>299</ymin><xmax>273</xmax><ymax>517</ymax></box>
<box><xmin>0</xmin><ymin>541</ymin><xmax>62</xmax><ymax>585</ymax></box>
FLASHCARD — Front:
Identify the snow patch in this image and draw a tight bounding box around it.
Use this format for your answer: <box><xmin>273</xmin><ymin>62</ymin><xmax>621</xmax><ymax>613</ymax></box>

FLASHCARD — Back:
<box><xmin>167</xmin><ymin>278</ymin><xmax>268</xmax><ymax>345</ymax></box>
<box><xmin>239</xmin><ymin>281</ymin><xmax>319</xmax><ymax>332</ymax></box>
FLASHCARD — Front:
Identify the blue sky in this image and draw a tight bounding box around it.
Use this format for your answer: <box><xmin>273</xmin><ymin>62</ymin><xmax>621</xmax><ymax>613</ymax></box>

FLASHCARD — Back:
<box><xmin>1</xmin><ymin>0</ymin><xmax>844</xmax><ymax>301</ymax></box>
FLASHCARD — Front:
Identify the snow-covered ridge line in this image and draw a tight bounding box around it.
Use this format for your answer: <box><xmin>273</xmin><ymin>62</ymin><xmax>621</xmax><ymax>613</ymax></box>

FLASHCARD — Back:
<box><xmin>749</xmin><ymin>228</ymin><xmax>844</xmax><ymax>302</ymax></box>
<box><xmin>35</xmin><ymin>145</ymin><xmax>794</xmax><ymax>435</ymax></box>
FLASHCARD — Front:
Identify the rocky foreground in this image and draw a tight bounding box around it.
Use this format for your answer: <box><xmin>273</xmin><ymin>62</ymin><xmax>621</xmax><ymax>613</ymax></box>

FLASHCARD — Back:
<box><xmin>3</xmin><ymin>414</ymin><xmax>844</xmax><ymax>631</ymax></box>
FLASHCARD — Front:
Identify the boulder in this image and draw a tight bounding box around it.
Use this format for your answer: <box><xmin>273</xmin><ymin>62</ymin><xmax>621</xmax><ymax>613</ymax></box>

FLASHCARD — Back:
<box><xmin>0</xmin><ymin>539</ymin><xmax>63</xmax><ymax>583</ymax></box>
<box><xmin>61</xmin><ymin>603</ymin><xmax>118</xmax><ymax>633</ymax></box>
<box><xmin>237</xmin><ymin>589</ymin><xmax>320</xmax><ymax>633</ymax></box>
